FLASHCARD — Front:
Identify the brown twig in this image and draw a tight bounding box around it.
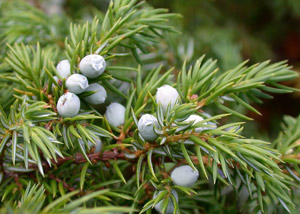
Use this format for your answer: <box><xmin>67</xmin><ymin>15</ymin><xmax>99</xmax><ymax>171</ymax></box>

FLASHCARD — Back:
<box><xmin>27</xmin><ymin>150</ymin><xmax>127</xmax><ymax>169</ymax></box>
<box><xmin>166</xmin><ymin>132</ymin><xmax>205</xmax><ymax>143</ymax></box>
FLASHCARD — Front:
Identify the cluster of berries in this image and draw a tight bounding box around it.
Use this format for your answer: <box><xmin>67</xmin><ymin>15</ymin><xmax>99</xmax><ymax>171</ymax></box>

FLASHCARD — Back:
<box><xmin>55</xmin><ymin>54</ymin><xmax>127</xmax><ymax>153</ymax></box>
<box><xmin>137</xmin><ymin>85</ymin><xmax>216</xmax><ymax>143</ymax></box>
<box><xmin>55</xmin><ymin>54</ymin><xmax>107</xmax><ymax>117</ymax></box>
<box><xmin>136</xmin><ymin>85</ymin><xmax>215</xmax><ymax>213</ymax></box>
<box><xmin>55</xmin><ymin>61</ymin><xmax>212</xmax><ymax>212</ymax></box>
<box><xmin>55</xmin><ymin>54</ymin><xmax>126</xmax><ymax>127</ymax></box>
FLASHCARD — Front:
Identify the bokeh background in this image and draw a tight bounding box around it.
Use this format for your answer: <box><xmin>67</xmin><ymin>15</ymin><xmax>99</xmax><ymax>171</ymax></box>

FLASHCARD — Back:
<box><xmin>12</xmin><ymin>0</ymin><xmax>300</xmax><ymax>140</ymax></box>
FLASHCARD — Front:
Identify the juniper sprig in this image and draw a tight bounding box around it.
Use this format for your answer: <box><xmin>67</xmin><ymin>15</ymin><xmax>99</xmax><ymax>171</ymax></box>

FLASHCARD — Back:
<box><xmin>0</xmin><ymin>1</ymin><xmax>300</xmax><ymax>214</ymax></box>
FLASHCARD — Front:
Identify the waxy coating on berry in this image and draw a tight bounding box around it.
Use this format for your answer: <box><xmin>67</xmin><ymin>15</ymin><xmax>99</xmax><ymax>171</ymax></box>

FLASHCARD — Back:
<box><xmin>137</xmin><ymin>114</ymin><xmax>160</xmax><ymax>141</ymax></box>
<box><xmin>79</xmin><ymin>54</ymin><xmax>106</xmax><ymax>78</ymax></box>
<box><xmin>105</xmin><ymin>102</ymin><xmax>126</xmax><ymax>127</ymax></box>
<box><xmin>153</xmin><ymin>190</ymin><xmax>178</xmax><ymax>214</ymax></box>
<box><xmin>184</xmin><ymin>113</ymin><xmax>217</xmax><ymax>144</ymax></box>
<box><xmin>57</xmin><ymin>92</ymin><xmax>80</xmax><ymax>117</ymax></box>
<box><xmin>66</xmin><ymin>74</ymin><xmax>89</xmax><ymax>94</ymax></box>
<box><xmin>80</xmin><ymin>139</ymin><xmax>103</xmax><ymax>153</ymax></box>
<box><xmin>171</xmin><ymin>165</ymin><xmax>199</xmax><ymax>187</ymax></box>
<box><xmin>83</xmin><ymin>83</ymin><xmax>107</xmax><ymax>104</ymax></box>
<box><xmin>88</xmin><ymin>139</ymin><xmax>103</xmax><ymax>153</ymax></box>
<box><xmin>52</xmin><ymin>76</ymin><xmax>59</xmax><ymax>89</ymax></box>
<box><xmin>184</xmin><ymin>114</ymin><xmax>205</xmax><ymax>133</ymax></box>
<box><xmin>156</xmin><ymin>85</ymin><xmax>180</xmax><ymax>112</ymax></box>
<box><xmin>53</xmin><ymin>76</ymin><xmax>59</xmax><ymax>83</ymax></box>
<box><xmin>56</xmin><ymin>59</ymin><xmax>71</xmax><ymax>79</ymax></box>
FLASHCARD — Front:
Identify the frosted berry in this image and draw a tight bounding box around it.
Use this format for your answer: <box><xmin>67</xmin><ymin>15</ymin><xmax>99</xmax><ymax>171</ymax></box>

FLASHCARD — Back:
<box><xmin>184</xmin><ymin>114</ymin><xmax>206</xmax><ymax>133</ymax></box>
<box><xmin>137</xmin><ymin>114</ymin><xmax>159</xmax><ymax>141</ymax></box>
<box><xmin>66</xmin><ymin>74</ymin><xmax>89</xmax><ymax>94</ymax></box>
<box><xmin>88</xmin><ymin>139</ymin><xmax>103</xmax><ymax>153</ymax></box>
<box><xmin>79</xmin><ymin>54</ymin><xmax>106</xmax><ymax>78</ymax></box>
<box><xmin>105</xmin><ymin>102</ymin><xmax>126</xmax><ymax>127</ymax></box>
<box><xmin>185</xmin><ymin>114</ymin><xmax>217</xmax><ymax>132</ymax></box>
<box><xmin>153</xmin><ymin>190</ymin><xmax>178</xmax><ymax>214</ymax></box>
<box><xmin>171</xmin><ymin>165</ymin><xmax>199</xmax><ymax>187</ymax></box>
<box><xmin>52</xmin><ymin>76</ymin><xmax>59</xmax><ymax>89</ymax></box>
<box><xmin>156</xmin><ymin>85</ymin><xmax>180</xmax><ymax>112</ymax></box>
<box><xmin>57</xmin><ymin>92</ymin><xmax>80</xmax><ymax>117</ymax></box>
<box><xmin>53</xmin><ymin>76</ymin><xmax>59</xmax><ymax>83</ymax></box>
<box><xmin>184</xmin><ymin>114</ymin><xmax>217</xmax><ymax>144</ymax></box>
<box><xmin>56</xmin><ymin>59</ymin><xmax>71</xmax><ymax>79</ymax></box>
<box><xmin>83</xmin><ymin>83</ymin><xmax>107</xmax><ymax>104</ymax></box>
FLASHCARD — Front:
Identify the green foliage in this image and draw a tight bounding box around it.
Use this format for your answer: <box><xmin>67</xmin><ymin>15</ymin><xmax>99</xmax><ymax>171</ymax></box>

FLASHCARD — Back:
<box><xmin>0</xmin><ymin>0</ymin><xmax>67</xmax><ymax>52</ymax></box>
<box><xmin>177</xmin><ymin>57</ymin><xmax>298</xmax><ymax>117</ymax></box>
<box><xmin>0</xmin><ymin>0</ymin><xmax>300</xmax><ymax>214</ymax></box>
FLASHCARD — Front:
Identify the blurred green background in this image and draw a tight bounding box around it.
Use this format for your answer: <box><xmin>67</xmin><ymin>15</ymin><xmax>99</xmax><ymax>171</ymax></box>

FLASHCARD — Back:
<box><xmin>12</xmin><ymin>0</ymin><xmax>300</xmax><ymax>139</ymax></box>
